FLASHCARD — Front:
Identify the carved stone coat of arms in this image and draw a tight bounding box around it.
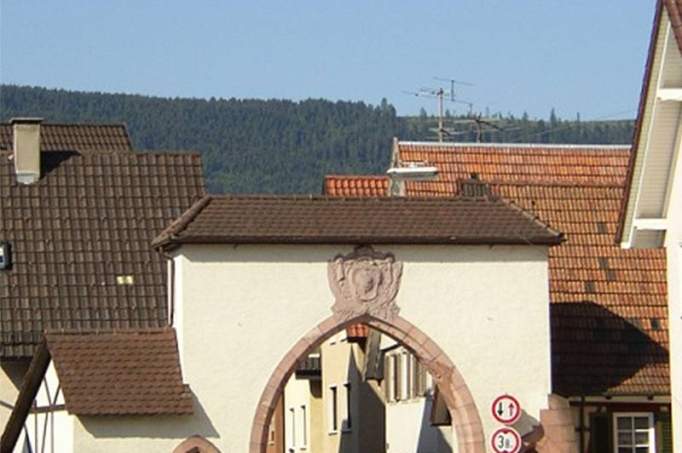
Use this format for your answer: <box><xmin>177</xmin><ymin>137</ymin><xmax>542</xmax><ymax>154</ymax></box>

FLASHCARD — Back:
<box><xmin>327</xmin><ymin>246</ymin><xmax>403</xmax><ymax>321</ymax></box>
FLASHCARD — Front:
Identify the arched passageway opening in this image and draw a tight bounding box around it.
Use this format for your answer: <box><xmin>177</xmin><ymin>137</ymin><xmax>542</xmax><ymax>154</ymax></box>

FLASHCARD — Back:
<box><xmin>249</xmin><ymin>313</ymin><xmax>486</xmax><ymax>453</ymax></box>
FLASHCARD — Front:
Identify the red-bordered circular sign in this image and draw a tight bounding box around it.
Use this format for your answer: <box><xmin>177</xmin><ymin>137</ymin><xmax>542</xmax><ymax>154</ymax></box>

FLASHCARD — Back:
<box><xmin>490</xmin><ymin>426</ymin><xmax>522</xmax><ymax>453</ymax></box>
<box><xmin>491</xmin><ymin>394</ymin><xmax>522</xmax><ymax>425</ymax></box>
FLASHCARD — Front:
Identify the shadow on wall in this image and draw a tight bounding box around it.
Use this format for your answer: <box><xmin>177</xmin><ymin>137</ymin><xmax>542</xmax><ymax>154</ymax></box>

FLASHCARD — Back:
<box><xmin>182</xmin><ymin>243</ymin><xmax>544</xmax><ymax>266</ymax></box>
<box><xmin>551</xmin><ymin>302</ymin><xmax>669</xmax><ymax>395</ymax></box>
<box><xmin>337</xmin><ymin>345</ymin><xmax>386</xmax><ymax>453</ymax></box>
<box><xmin>415</xmin><ymin>392</ymin><xmax>451</xmax><ymax>453</ymax></box>
<box><xmin>79</xmin><ymin>394</ymin><xmax>219</xmax><ymax>440</ymax></box>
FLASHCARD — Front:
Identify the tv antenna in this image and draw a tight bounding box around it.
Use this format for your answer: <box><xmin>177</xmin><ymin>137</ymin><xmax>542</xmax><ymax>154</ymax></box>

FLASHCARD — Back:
<box><xmin>450</xmin><ymin>110</ymin><xmax>505</xmax><ymax>143</ymax></box>
<box><xmin>433</xmin><ymin>76</ymin><xmax>474</xmax><ymax>102</ymax></box>
<box><xmin>404</xmin><ymin>81</ymin><xmax>474</xmax><ymax>142</ymax></box>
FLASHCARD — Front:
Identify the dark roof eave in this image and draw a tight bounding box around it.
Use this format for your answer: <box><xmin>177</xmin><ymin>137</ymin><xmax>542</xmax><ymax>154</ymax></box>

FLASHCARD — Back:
<box><xmin>556</xmin><ymin>389</ymin><xmax>670</xmax><ymax>399</ymax></box>
<box><xmin>156</xmin><ymin>234</ymin><xmax>564</xmax><ymax>248</ymax></box>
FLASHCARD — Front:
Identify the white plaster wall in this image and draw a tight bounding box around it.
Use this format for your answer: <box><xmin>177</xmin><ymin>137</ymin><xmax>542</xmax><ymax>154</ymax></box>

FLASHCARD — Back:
<box><xmin>664</xmin><ymin>134</ymin><xmax>682</xmax><ymax>452</ymax></box>
<box><xmin>16</xmin><ymin>363</ymin><xmax>73</xmax><ymax>453</ymax></box>
<box><xmin>385</xmin><ymin>398</ymin><xmax>451</xmax><ymax>453</ymax></box>
<box><xmin>73</xmin><ymin>243</ymin><xmax>551</xmax><ymax>453</ymax></box>
<box><xmin>623</xmin><ymin>9</ymin><xmax>682</xmax><ymax>450</ymax></box>
<box><xmin>0</xmin><ymin>361</ymin><xmax>27</xmax><ymax>437</ymax></box>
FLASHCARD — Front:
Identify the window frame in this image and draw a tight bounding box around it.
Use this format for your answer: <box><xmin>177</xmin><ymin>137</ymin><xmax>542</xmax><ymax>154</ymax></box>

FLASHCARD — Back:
<box><xmin>401</xmin><ymin>351</ymin><xmax>411</xmax><ymax>400</ymax></box>
<box><xmin>288</xmin><ymin>406</ymin><xmax>296</xmax><ymax>451</ymax></box>
<box><xmin>612</xmin><ymin>412</ymin><xmax>655</xmax><ymax>453</ymax></box>
<box><xmin>328</xmin><ymin>385</ymin><xmax>339</xmax><ymax>434</ymax></box>
<box><xmin>342</xmin><ymin>382</ymin><xmax>352</xmax><ymax>432</ymax></box>
<box><xmin>300</xmin><ymin>404</ymin><xmax>307</xmax><ymax>449</ymax></box>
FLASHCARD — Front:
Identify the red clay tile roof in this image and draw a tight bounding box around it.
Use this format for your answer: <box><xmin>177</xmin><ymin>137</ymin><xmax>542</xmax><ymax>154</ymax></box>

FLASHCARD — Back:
<box><xmin>0</xmin><ymin>123</ymin><xmax>132</xmax><ymax>153</ymax></box>
<box><xmin>45</xmin><ymin>328</ymin><xmax>193</xmax><ymax>415</ymax></box>
<box><xmin>153</xmin><ymin>194</ymin><xmax>563</xmax><ymax>247</ymax></box>
<box><xmin>324</xmin><ymin>175</ymin><xmax>388</xmax><ymax>197</ymax></box>
<box><xmin>346</xmin><ymin>323</ymin><xmax>369</xmax><ymax>339</ymax></box>
<box><xmin>330</xmin><ymin>142</ymin><xmax>669</xmax><ymax>396</ymax></box>
<box><xmin>0</xmin><ymin>150</ymin><xmax>205</xmax><ymax>358</ymax></box>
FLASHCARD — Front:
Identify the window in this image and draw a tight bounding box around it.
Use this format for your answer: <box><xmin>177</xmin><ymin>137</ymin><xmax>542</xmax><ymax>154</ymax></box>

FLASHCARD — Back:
<box><xmin>413</xmin><ymin>357</ymin><xmax>428</xmax><ymax>398</ymax></box>
<box><xmin>384</xmin><ymin>354</ymin><xmax>394</xmax><ymax>402</ymax></box>
<box><xmin>393</xmin><ymin>353</ymin><xmax>401</xmax><ymax>401</ymax></box>
<box><xmin>401</xmin><ymin>351</ymin><xmax>411</xmax><ymax>400</ymax></box>
<box><xmin>300</xmin><ymin>405</ymin><xmax>307</xmax><ymax>449</ymax></box>
<box><xmin>288</xmin><ymin>407</ymin><xmax>296</xmax><ymax>451</ymax></box>
<box><xmin>342</xmin><ymin>382</ymin><xmax>352</xmax><ymax>432</ymax></box>
<box><xmin>328</xmin><ymin>386</ymin><xmax>338</xmax><ymax>433</ymax></box>
<box><xmin>384</xmin><ymin>350</ymin><xmax>431</xmax><ymax>403</ymax></box>
<box><xmin>613</xmin><ymin>413</ymin><xmax>655</xmax><ymax>453</ymax></box>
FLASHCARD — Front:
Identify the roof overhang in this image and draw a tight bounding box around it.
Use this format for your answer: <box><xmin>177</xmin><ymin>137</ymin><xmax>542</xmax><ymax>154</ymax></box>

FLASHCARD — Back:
<box><xmin>620</xmin><ymin>1</ymin><xmax>682</xmax><ymax>248</ymax></box>
<box><xmin>0</xmin><ymin>329</ymin><xmax>193</xmax><ymax>452</ymax></box>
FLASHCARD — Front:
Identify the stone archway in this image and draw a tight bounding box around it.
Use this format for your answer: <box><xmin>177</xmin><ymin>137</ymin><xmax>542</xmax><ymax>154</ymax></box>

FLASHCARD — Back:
<box><xmin>248</xmin><ymin>312</ymin><xmax>486</xmax><ymax>453</ymax></box>
<box><xmin>173</xmin><ymin>435</ymin><xmax>221</xmax><ymax>453</ymax></box>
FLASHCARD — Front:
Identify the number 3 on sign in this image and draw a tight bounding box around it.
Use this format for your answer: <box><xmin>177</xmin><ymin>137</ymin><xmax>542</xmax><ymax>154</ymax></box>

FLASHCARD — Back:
<box><xmin>491</xmin><ymin>427</ymin><xmax>522</xmax><ymax>453</ymax></box>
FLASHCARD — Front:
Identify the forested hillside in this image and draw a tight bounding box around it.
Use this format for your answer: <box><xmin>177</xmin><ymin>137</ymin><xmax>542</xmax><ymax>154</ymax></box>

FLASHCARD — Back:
<box><xmin>0</xmin><ymin>85</ymin><xmax>634</xmax><ymax>194</ymax></box>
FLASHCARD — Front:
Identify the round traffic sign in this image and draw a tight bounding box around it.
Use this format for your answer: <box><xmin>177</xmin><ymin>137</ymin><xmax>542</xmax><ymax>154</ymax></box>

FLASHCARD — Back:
<box><xmin>490</xmin><ymin>427</ymin><xmax>522</xmax><ymax>453</ymax></box>
<box><xmin>491</xmin><ymin>394</ymin><xmax>522</xmax><ymax>425</ymax></box>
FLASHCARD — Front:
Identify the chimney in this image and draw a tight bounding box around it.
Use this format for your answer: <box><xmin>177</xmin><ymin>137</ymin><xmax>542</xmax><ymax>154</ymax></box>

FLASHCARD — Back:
<box><xmin>11</xmin><ymin>117</ymin><xmax>43</xmax><ymax>184</ymax></box>
<box><xmin>459</xmin><ymin>173</ymin><xmax>492</xmax><ymax>198</ymax></box>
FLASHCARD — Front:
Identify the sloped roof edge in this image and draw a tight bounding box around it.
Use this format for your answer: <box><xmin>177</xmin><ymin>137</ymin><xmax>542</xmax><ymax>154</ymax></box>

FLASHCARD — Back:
<box><xmin>617</xmin><ymin>0</ymin><xmax>666</xmax><ymax>242</ymax></box>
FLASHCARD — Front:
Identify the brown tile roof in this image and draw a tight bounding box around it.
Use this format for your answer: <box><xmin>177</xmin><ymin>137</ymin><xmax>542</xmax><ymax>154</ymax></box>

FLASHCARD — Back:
<box><xmin>0</xmin><ymin>123</ymin><xmax>133</xmax><ymax>153</ymax></box>
<box><xmin>0</xmin><ymin>328</ymin><xmax>192</xmax><ymax>448</ymax></box>
<box><xmin>331</xmin><ymin>142</ymin><xmax>669</xmax><ymax>396</ymax></box>
<box><xmin>0</xmin><ymin>150</ymin><xmax>205</xmax><ymax>358</ymax></box>
<box><xmin>153</xmin><ymin>194</ymin><xmax>563</xmax><ymax>248</ymax></box>
<box><xmin>46</xmin><ymin>328</ymin><xmax>193</xmax><ymax>415</ymax></box>
<box><xmin>324</xmin><ymin>175</ymin><xmax>388</xmax><ymax>197</ymax></box>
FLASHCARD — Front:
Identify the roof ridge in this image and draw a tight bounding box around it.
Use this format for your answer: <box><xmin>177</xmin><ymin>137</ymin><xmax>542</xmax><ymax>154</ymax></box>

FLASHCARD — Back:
<box><xmin>458</xmin><ymin>179</ymin><xmax>625</xmax><ymax>189</ymax></box>
<box><xmin>0</xmin><ymin>122</ymin><xmax>128</xmax><ymax>128</ymax></box>
<box><xmin>325</xmin><ymin>174</ymin><xmax>388</xmax><ymax>179</ymax></box>
<box><xmin>498</xmin><ymin>197</ymin><xmax>565</xmax><ymax>243</ymax></box>
<box><xmin>398</xmin><ymin>141</ymin><xmax>631</xmax><ymax>150</ymax></box>
<box><xmin>132</xmin><ymin>150</ymin><xmax>203</xmax><ymax>156</ymax></box>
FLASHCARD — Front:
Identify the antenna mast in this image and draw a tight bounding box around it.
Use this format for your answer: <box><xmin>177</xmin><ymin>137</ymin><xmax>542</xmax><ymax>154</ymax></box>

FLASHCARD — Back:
<box><xmin>437</xmin><ymin>88</ymin><xmax>444</xmax><ymax>142</ymax></box>
<box><xmin>403</xmin><ymin>76</ymin><xmax>474</xmax><ymax>143</ymax></box>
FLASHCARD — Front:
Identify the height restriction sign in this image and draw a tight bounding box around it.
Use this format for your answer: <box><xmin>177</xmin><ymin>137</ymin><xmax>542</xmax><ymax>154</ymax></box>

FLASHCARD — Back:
<box><xmin>491</xmin><ymin>394</ymin><xmax>522</xmax><ymax>425</ymax></box>
<box><xmin>490</xmin><ymin>427</ymin><xmax>522</xmax><ymax>453</ymax></box>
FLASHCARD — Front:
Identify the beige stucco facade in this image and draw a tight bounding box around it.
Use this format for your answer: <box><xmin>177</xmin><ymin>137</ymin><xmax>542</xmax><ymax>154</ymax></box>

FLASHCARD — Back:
<box><xmin>283</xmin><ymin>363</ymin><xmax>323</xmax><ymax>452</ymax></box>
<box><xmin>58</xmin><ymin>242</ymin><xmax>553</xmax><ymax>453</ymax></box>
<box><xmin>318</xmin><ymin>332</ymin><xmax>385</xmax><ymax>453</ymax></box>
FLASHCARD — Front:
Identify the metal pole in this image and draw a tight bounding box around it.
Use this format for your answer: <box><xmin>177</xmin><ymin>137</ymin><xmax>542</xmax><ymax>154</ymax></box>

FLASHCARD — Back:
<box><xmin>438</xmin><ymin>89</ymin><xmax>444</xmax><ymax>142</ymax></box>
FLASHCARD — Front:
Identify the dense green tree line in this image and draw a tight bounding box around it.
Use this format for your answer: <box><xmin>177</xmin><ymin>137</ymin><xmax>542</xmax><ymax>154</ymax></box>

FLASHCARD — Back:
<box><xmin>0</xmin><ymin>85</ymin><xmax>634</xmax><ymax>194</ymax></box>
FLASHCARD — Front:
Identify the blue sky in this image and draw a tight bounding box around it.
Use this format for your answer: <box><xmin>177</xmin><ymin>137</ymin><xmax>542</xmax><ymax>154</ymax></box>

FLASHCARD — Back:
<box><xmin>1</xmin><ymin>1</ymin><xmax>655</xmax><ymax>119</ymax></box>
